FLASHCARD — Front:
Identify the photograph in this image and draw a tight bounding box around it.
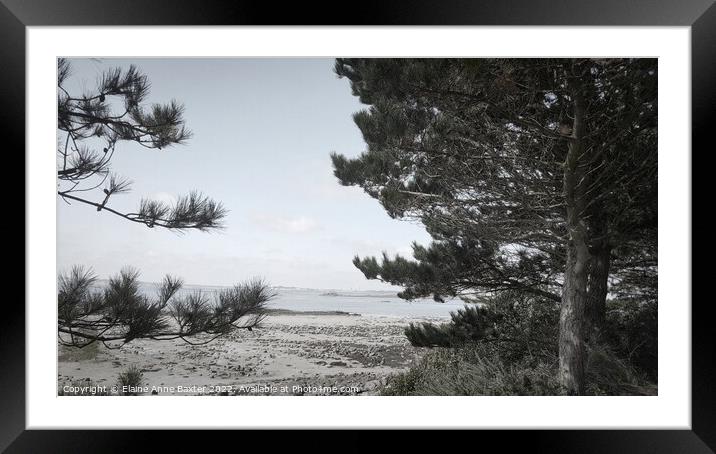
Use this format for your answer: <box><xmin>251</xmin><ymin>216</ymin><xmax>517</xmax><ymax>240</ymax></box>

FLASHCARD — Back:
<box><xmin>4</xmin><ymin>0</ymin><xmax>708</xmax><ymax>448</ymax></box>
<box><xmin>56</xmin><ymin>56</ymin><xmax>658</xmax><ymax>397</ymax></box>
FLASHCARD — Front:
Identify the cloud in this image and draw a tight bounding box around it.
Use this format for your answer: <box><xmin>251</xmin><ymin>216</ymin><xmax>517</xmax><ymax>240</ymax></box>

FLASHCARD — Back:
<box><xmin>251</xmin><ymin>213</ymin><xmax>320</xmax><ymax>234</ymax></box>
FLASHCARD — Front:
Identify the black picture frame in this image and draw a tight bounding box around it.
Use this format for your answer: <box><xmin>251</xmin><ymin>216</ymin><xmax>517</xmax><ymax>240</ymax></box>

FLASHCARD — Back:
<box><xmin>4</xmin><ymin>0</ymin><xmax>711</xmax><ymax>452</ymax></box>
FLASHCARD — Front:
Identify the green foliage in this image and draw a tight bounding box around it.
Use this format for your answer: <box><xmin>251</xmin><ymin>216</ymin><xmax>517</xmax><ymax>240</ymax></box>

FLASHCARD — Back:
<box><xmin>603</xmin><ymin>299</ymin><xmax>658</xmax><ymax>380</ymax></box>
<box><xmin>382</xmin><ymin>341</ymin><xmax>654</xmax><ymax>396</ymax></box>
<box><xmin>584</xmin><ymin>344</ymin><xmax>656</xmax><ymax>396</ymax></box>
<box><xmin>58</xmin><ymin>265</ymin><xmax>274</xmax><ymax>348</ymax></box>
<box><xmin>381</xmin><ymin>343</ymin><xmax>563</xmax><ymax>396</ymax></box>
<box><xmin>405</xmin><ymin>305</ymin><xmax>499</xmax><ymax>347</ymax></box>
<box><xmin>137</xmin><ymin>191</ymin><xmax>227</xmax><ymax>231</ymax></box>
<box><xmin>386</xmin><ymin>291</ymin><xmax>655</xmax><ymax>396</ymax></box>
<box><xmin>117</xmin><ymin>365</ymin><xmax>144</xmax><ymax>395</ymax></box>
<box><xmin>352</xmin><ymin>241</ymin><xmax>562</xmax><ymax>304</ymax></box>
<box><xmin>405</xmin><ymin>292</ymin><xmax>559</xmax><ymax>358</ymax></box>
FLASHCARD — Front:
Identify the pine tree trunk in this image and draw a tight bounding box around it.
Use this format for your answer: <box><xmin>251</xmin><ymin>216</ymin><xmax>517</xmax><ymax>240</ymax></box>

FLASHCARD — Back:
<box><xmin>559</xmin><ymin>85</ymin><xmax>590</xmax><ymax>395</ymax></box>
<box><xmin>560</xmin><ymin>240</ymin><xmax>590</xmax><ymax>395</ymax></box>
<box><xmin>586</xmin><ymin>245</ymin><xmax>610</xmax><ymax>342</ymax></box>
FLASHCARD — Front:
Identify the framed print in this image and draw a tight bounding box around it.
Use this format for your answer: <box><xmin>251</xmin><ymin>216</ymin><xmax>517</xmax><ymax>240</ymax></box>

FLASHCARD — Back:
<box><xmin>4</xmin><ymin>0</ymin><xmax>712</xmax><ymax>451</ymax></box>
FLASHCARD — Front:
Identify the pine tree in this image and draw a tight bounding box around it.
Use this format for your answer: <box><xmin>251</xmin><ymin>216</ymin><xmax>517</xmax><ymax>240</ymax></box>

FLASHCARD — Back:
<box><xmin>331</xmin><ymin>58</ymin><xmax>656</xmax><ymax>394</ymax></box>
<box><xmin>57</xmin><ymin>58</ymin><xmax>226</xmax><ymax>231</ymax></box>
<box><xmin>58</xmin><ymin>266</ymin><xmax>274</xmax><ymax>348</ymax></box>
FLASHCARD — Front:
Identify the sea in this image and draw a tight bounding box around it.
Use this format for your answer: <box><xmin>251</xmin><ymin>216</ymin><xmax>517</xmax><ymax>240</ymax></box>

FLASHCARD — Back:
<box><xmin>97</xmin><ymin>281</ymin><xmax>466</xmax><ymax>318</ymax></box>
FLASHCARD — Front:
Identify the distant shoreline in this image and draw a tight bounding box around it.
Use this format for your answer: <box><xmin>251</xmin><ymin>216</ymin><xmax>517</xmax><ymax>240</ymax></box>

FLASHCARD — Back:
<box><xmin>265</xmin><ymin>308</ymin><xmax>361</xmax><ymax>317</ymax></box>
<box><xmin>91</xmin><ymin>279</ymin><xmax>400</xmax><ymax>295</ymax></box>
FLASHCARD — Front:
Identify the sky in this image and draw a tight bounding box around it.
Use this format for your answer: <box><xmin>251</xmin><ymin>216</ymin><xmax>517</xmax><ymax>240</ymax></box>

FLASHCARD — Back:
<box><xmin>57</xmin><ymin>58</ymin><xmax>432</xmax><ymax>290</ymax></box>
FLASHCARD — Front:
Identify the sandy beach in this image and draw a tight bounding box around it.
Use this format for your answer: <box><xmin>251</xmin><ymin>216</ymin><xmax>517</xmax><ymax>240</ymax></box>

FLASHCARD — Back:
<box><xmin>58</xmin><ymin>311</ymin><xmax>447</xmax><ymax>396</ymax></box>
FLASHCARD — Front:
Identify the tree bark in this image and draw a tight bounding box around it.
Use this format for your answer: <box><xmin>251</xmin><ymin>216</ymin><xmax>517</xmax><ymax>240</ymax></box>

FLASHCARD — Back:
<box><xmin>559</xmin><ymin>85</ymin><xmax>590</xmax><ymax>395</ymax></box>
<box><xmin>586</xmin><ymin>244</ymin><xmax>610</xmax><ymax>342</ymax></box>
<box><xmin>560</xmin><ymin>240</ymin><xmax>590</xmax><ymax>395</ymax></box>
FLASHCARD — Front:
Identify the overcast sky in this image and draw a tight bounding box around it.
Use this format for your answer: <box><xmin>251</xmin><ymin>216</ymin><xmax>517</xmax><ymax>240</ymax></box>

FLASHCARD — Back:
<box><xmin>57</xmin><ymin>58</ymin><xmax>431</xmax><ymax>290</ymax></box>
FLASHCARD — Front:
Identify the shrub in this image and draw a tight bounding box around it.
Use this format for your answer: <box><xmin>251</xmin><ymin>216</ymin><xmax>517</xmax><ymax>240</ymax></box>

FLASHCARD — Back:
<box><xmin>404</xmin><ymin>291</ymin><xmax>559</xmax><ymax>361</ymax></box>
<box><xmin>381</xmin><ymin>343</ymin><xmax>563</xmax><ymax>396</ymax></box>
<box><xmin>404</xmin><ymin>305</ymin><xmax>499</xmax><ymax>348</ymax></box>
<box><xmin>117</xmin><ymin>365</ymin><xmax>145</xmax><ymax>395</ymax></box>
<box><xmin>603</xmin><ymin>299</ymin><xmax>657</xmax><ymax>381</ymax></box>
<box><xmin>585</xmin><ymin>344</ymin><xmax>657</xmax><ymax>395</ymax></box>
<box><xmin>381</xmin><ymin>342</ymin><xmax>655</xmax><ymax>396</ymax></box>
<box><xmin>385</xmin><ymin>292</ymin><xmax>656</xmax><ymax>396</ymax></box>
